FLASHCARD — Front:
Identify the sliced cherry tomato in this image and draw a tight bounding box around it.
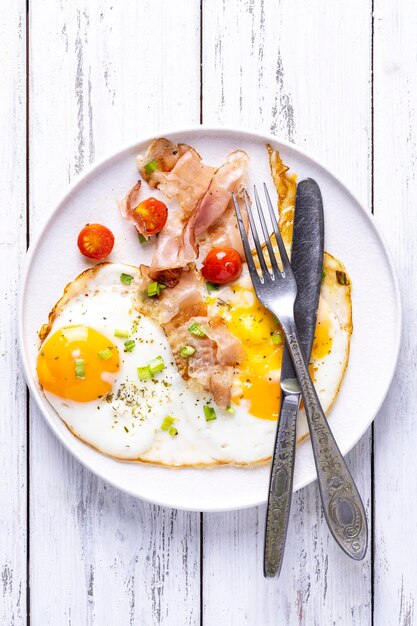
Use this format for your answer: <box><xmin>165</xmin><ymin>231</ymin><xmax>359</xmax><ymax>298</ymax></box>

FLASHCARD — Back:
<box><xmin>134</xmin><ymin>197</ymin><xmax>168</xmax><ymax>236</ymax></box>
<box><xmin>201</xmin><ymin>247</ymin><xmax>242</xmax><ymax>284</ymax></box>
<box><xmin>77</xmin><ymin>223</ymin><xmax>115</xmax><ymax>260</ymax></box>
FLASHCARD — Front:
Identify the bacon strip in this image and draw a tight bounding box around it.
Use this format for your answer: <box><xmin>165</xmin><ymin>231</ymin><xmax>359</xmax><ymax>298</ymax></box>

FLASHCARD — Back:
<box><xmin>118</xmin><ymin>181</ymin><xmax>148</xmax><ymax>238</ymax></box>
<box><xmin>135</xmin><ymin>265</ymin><xmax>244</xmax><ymax>407</ymax></box>
<box><xmin>163</xmin><ymin>312</ymin><xmax>244</xmax><ymax>408</ymax></box>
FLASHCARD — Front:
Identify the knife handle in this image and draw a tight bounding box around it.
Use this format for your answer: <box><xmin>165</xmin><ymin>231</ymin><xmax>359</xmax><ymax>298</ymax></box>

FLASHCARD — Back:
<box><xmin>264</xmin><ymin>393</ymin><xmax>299</xmax><ymax>578</ymax></box>
<box><xmin>282</xmin><ymin>318</ymin><xmax>368</xmax><ymax>560</ymax></box>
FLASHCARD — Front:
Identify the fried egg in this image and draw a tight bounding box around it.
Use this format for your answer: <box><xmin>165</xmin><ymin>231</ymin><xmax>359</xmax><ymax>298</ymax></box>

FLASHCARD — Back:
<box><xmin>206</xmin><ymin>255</ymin><xmax>351</xmax><ymax>442</ymax></box>
<box><xmin>37</xmin><ymin>263</ymin><xmax>279</xmax><ymax>465</ymax></box>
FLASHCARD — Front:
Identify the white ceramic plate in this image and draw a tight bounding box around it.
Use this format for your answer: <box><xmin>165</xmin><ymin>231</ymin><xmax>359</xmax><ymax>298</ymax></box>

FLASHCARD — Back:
<box><xmin>20</xmin><ymin>127</ymin><xmax>401</xmax><ymax>511</ymax></box>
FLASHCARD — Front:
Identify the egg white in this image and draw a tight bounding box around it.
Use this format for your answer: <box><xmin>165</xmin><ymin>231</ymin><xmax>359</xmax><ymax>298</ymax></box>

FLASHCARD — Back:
<box><xmin>39</xmin><ymin>263</ymin><xmax>276</xmax><ymax>466</ymax></box>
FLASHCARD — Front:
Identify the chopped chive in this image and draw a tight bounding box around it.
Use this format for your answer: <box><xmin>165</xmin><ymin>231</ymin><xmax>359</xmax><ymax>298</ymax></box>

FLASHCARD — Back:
<box><xmin>147</xmin><ymin>281</ymin><xmax>167</xmax><ymax>297</ymax></box>
<box><xmin>75</xmin><ymin>358</ymin><xmax>85</xmax><ymax>379</ymax></box>
<box><xmin>114</xmin><ymin>329</ymin><xmax>129</xmax><ymax>338</ymax></box>
<box><xmin>137</xmin><ymin>365</ymin><xmax>152</xmax><ymax>380</ymax></box>
<box><xmin>148</xmin><ymin>355</ymin><xmax>165</xmax><ymax>375</ymax></box>
<box><xmin>188</xmin><ymin>322</ymin><xmax>207</xmax><ymax>338</ymax></box>
<box><xmin>179</xmin><ymin>345</ymin><xmax>196</xmax><ymax>358</ymax></box>
<box><xmin>272</xmin><ymin>314</ymin><xmax>279</xmax><ymax>325</ymax></box>
<box><xmin>144</xmin><ymin>159</ymin><xmax>158</xmax><ymax>174</ymax></box>
<box><xmin>321</xmin><ymin>270</ymin><xmax>326</xmax><ymax>282</ymax></box>
<box><xmin>226</xmin><ymin>406</ymin><xmax>235</xmax><ymax>414</ymax></box>
<box><xmin>161</xmin><ymin>415</ymin><xmax>175</xmax><ymax>431</ymax></box>
<box><xmin>138</xmin><ymin>233</ymin><xmax>148</xmax><ymax>244</ymax></box>
<box><xmin>124</xmin><ymin>340</ymin><xmax>136</xmax><ymax>352</ymax></box>
<box><xmin>206</xmin><ymin>281</ymin><xmax>219</xmax><ymax>293</ymax></box>
<box><xmin>120</xmin><ymin>273</ymin><xmax>134</xmax><ymax>285</ymax></box>
<box><xmin>272</xmin><ymin>332</ymin><xmax>282</xmax><ymax>345</ymax></box>
<box><xmin>97</xmin><ymin>348</ymin><xmax>112</xmax><ymax>360</ymax></box>
<box><xmin>204</xmin><ymin>405</ymin><xmax>217</xmax><ymax>422</ymax></box>
<box><xmin>169</xmin><ymin>427</ymin><xmax>178</xmax><ymax>437</ymax></box>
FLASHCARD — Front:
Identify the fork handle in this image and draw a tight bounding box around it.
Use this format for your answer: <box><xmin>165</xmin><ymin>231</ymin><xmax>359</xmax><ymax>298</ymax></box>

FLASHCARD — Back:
<box><xmin>281</xmin><ymin>318</ymin><xmax>368</xmax><ymax>560</ymax></box>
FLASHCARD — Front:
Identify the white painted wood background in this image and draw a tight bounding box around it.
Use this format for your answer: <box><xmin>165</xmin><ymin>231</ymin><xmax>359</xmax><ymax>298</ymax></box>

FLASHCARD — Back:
<box><xmin>1</xmin><ymin>0</ymin><xmax>415</xmax><ymax>623</ymax></box>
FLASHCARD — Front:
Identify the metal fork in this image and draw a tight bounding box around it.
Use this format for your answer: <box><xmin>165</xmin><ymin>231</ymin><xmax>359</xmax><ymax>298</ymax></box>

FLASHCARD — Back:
<box><xmin>232</xmin><ymin>185</ymin><xmax>368</xmax><ymax>562</ymax></box>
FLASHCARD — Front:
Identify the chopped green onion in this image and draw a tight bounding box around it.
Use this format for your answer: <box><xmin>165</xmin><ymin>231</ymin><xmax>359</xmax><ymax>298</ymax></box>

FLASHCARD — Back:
<box><xmin>321</xmin><ymin>270</ymin><xmax>326</xmax><ymax>282</ymax></box>
<box><xmin>147</xmin><ymin>281</ymin><xmax>167</xmax><ymax>297</ymax></box>
<box><xmin>137</xmin><ymin>365</ymin><xmax>152</xmax><ymax>380</ymax></box>
<box><xmin>97</xmin><ymin>348</ymin><xmax>112</xmax><ymax>360</ymax></box>
<box><xmin>204</xmin><ymin>405</ymin><xmax>217</xmax><ymax>422</ymax></box>
<box><xmin>226</xmin><ymin>406</ymin><xmax>235</xmax><ymax>414</ymax></box>
<box><xmin>188</xmin><ymin>322</ymin><xmax>207</xmax><ymax>338</ymax></box>
<box><xmin>148</xmin><ymin>355</ymin><xmax>165</xmax><ymax>375</ymax></box>
<box><xmin>272</xmin><ymin>315</ymin><xmax>279</xmax><ymax>325</ymax></box>
<box><xmin>138</xmin><ymin>233</ymin><xmax>148</xmax><ymax>244</ymax></box>
<box><xmin>124</xmin><ymin>340</ymin><xmax>136</xmax><ymax>352</ymax></box>
<box><xmin>144</xmin><ymin>159</ymin><xmax>158</xmax><ymax>174</ymax></box>
<box><xmin>169</xmin><ymin>426</ymin><xmax>178</xmax><ymax>436</ymax></box>
<box><xmin>206</xmin><ymin>281</ymin><xmax>219</xmax><ymax>293</ymax></box>
<box><xmin>179</xmin><ymin>345</ymin><xmax>196</xmax><ymax>358</ymax></box>
<box><xmin>114</xmin><ymin>329</ymin><xmax>129</xmax><ymax>339</ymax></box>
<box><xmin>272</xmin><ymin>332</ymin><xmax>282</xmax><ymax>345</ymax></box>
<box><xmin>120</xmin><ymin>273</ymin><xmax>134</xmax><ymax>285</ymax></box>
<box><xmin>161</xmin><ymin>415</ymin><xmax>175</xmax><ymax>431</ymax></box>
<box><xmin>75</xmin><ymin>358</ymin><xmax>86</xmax><ymax>379</ymax></box>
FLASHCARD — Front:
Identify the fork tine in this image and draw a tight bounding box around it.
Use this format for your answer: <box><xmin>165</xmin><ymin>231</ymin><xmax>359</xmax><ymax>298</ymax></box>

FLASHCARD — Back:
<box><xmin>232</xmin><ymin>193</ymin><xmax>259</xmax><ymax>280</ymax></box>
<box><xmin>243</xmin><ymin>190</ymin><xmax>269</xmax><ymax>277</ymax></box>
<box><xmin>253</xmin><ymin>186</ymin><xmax>280</xmax><ymax>276</ymax></box>
<box><xmin>263</xmin><ymin>183</ymin><xmax>291</xmax><ymax>272</ymax></box>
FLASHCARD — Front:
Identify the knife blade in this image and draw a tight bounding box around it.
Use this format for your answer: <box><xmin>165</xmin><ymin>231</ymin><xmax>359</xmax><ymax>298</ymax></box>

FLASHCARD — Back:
<box><xmin>264</xmin><ymin>178</ymin><xmax>324</xmax><ymax>578</ymax></box>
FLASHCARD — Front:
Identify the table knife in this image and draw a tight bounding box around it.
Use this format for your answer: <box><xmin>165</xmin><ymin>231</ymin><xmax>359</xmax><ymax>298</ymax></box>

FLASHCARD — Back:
<box><xmin>264</xmin><ymin>178</ymin><xmax>324</xmax><ymax>578</ymax></box>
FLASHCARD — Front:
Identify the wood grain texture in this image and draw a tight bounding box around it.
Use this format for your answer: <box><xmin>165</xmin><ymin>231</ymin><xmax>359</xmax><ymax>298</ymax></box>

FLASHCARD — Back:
<box><xmin>201</xmin><ymin>1</ymin><xmax>372</xmax><ymax>623</ymax></box>
<box><xmin>373</xmin><ymin>1</ymin><xmax>417</xmax><ymax>624</ymax></box>
<box><xmin>28</xmin><ymin>1</ymin><xmax>201</xmax><ymax>624</ymax></box>
<box><xmin>0</xmin><ymin>1</ymin><xmax>27</xmax><ymax>624</ymax></box>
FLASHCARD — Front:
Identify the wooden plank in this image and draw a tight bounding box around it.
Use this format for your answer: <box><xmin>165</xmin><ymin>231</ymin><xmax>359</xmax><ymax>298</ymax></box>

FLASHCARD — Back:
<box><xmin>201</xmin><ymin>1</ymin><xmax>373</xmax><ymax>623</ymax></box>
<box><xmin>0</xmin><ymin>1</ymin><xmax>27</xmax><ymax>624</ymax></box>
<box><xmin>373</xmin><ymin>1</ymin><xmax>417</xmax><ymax>624</ymax></box>
<box><xmin>28</xmin><ymin>1</ymin><xmax>201</xmax><ymax>624</ymax></box>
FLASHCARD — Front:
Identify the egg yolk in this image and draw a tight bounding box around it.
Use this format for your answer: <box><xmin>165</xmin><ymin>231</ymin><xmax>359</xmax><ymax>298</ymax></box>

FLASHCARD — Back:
<box><xmin>220</xmin><ymin>300</ymin><xmax>283</xmax><ymax>421</ymax></box>
<box><xmin>311</xmin><ymin>303</ymin><xmax>333</xmax><ymax>360</ymax></box>
<box><xmin>37</xmin><ymin>325</ymin><xmax>120</xmax><ymax>402</ymax></box>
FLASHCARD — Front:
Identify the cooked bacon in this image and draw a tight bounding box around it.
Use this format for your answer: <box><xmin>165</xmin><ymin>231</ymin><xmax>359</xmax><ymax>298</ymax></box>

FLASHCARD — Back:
<box><xmin>184</xmin><ymin>150</ymin><xmax>249</xmax><ymax>244</ymax></box>
<box><xmin>163</xmin><ymin>312</ymin><xmax>244</xmax><ymax>409</ymax></box>
<box><xmin>135</xmin><ymin>265</ymin><xmax>244</xmax><ymax>407</ymax></box>
<box><xmin>136</xmin><ymin>264</ymin><xmax>206</xmax><ymax>324</ymax></box>
<box><xmin>156</xmin><ymin>147</ymin><xmax>215</xmax><ymax>213</ymax></box>
<box><xmin>118</xmin><ymin>181</ymin><xmax>148</xmax><ymax>237</ymax></box>
<box><xmin>146</xmin><ymin>147</ymin><xmax>214</xmax><ymax>279</ymax></box>
<box><xmin>137</xmin><ymin>138</ymin><xmax>188</xmax><ymax>185</ymax></box>
<box><xmin>204</xmin><ymin>316</ymin><xmax>245</xmax><ymax>365</ymax></box>
<box><xmin>148</xmin><ymin>149</ymin><xmax>249</xmax><ymax>273</ymax></box>
<box><xmin>198</xmin><ymin>196</ymin><xmax>249</xmax><ymax>259</ymax></box>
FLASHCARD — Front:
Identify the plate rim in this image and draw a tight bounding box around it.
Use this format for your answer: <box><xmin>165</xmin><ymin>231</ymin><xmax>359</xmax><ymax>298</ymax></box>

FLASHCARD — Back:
<box><xmin>19</xmin><ymin>124</ymin><xmax>402</xmax><ymax>511</ymax></box>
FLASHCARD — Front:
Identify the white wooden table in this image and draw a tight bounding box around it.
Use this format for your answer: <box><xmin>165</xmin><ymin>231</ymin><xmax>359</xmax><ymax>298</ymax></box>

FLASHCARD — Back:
<box><xmin>1</xmin><ymin>1</ymin><xmax>415</xmax><ymax>623</ymax></box>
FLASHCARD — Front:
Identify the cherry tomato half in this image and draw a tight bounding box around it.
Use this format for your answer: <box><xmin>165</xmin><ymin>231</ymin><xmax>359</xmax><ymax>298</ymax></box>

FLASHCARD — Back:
<box><xmin>201</xmin><ymin>247</ymin><xmax>243</xmax><ymax>284</ymax></box>
<box><xmin>77</xmin><ymin>223</ymin><xmax>115</xmax><ymax>260</ymax></box>
<box><xmin>134</xmin><ymin>197</ymin><xmax>168</xmax><ymax>236</ymax></box>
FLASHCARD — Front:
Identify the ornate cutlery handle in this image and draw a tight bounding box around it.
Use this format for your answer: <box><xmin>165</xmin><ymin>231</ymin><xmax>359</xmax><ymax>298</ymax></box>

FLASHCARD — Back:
<box><xmin>281</xmin><ymin>318</ymin><xmax>368</xmax><ymax>560</ymax></box>
<box><xmin>264</xmin><ymin>393</ymin><xmax>299</xmax><ymax>578</ymax></box>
